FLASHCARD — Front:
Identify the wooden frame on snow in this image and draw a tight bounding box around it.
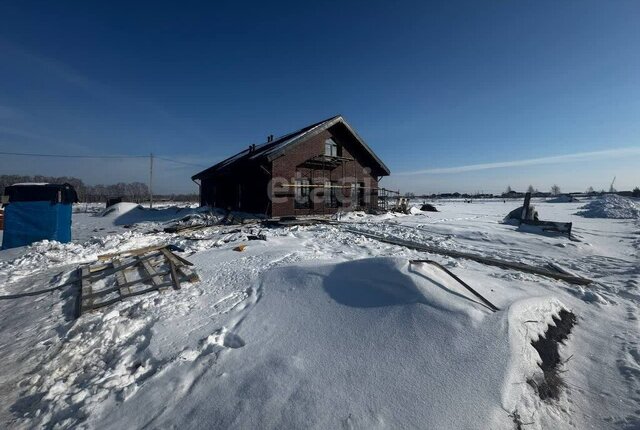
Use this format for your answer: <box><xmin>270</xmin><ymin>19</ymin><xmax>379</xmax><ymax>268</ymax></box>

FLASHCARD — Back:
<box><xmin>76</xmin><ymin>246</ymin><xmax>199</xmax><ymax>317</ymax></box>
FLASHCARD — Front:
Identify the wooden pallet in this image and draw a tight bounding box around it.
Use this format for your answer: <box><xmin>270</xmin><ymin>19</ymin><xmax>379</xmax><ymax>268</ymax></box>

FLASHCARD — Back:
<box><xmin>76</xmin><ymin>247</ymin><xmax>198</xmax><ymax>317</ymax></box>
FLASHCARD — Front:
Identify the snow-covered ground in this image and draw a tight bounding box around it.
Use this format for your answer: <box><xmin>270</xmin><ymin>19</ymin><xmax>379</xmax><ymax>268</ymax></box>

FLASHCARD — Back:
<box><xmin>0</xmin><ymin>197</ymin><xmax>638</xmax><ymax>429</ymax></box>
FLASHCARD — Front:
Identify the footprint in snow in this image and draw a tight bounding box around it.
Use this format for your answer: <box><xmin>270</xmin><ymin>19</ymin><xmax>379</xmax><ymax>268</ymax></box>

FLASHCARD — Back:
<box><xmin>208</xmin><ymin>328</ymin><xmax>245</xmax><ymax>349</ymax></box>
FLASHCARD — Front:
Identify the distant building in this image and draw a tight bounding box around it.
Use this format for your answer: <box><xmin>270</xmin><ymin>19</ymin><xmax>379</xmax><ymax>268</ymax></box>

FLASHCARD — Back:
<box><xmin>192</xmin><ymin>115</ymin><xmax>391</xmax><ymax>217</ymax></box>
<box><xmin>501</xmin><ymin>190</ymin><xmax>523</xmax><ymax>198</ymax></box>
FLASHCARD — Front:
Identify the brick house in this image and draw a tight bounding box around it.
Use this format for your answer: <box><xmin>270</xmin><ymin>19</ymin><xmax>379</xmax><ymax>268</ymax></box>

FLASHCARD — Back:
<box><xmin>191</xmin><ymin>115</ymin><xmax>391</xmax><ymax>217</ymax></box>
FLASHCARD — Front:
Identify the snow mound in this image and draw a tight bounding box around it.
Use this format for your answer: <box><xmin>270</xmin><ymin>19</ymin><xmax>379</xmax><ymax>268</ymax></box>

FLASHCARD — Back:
<box><xmin>98</xmin><ymin>202</ymin><xmax>142</xmax><ymax>217</ymax></box>
<box><xmin>98</xmin><ymin>202</ymin><xmax>207</xmax><ymax>226</ymax></box>
<box><xmin>101</xmin><ymin>257</ymin><xmax>571</xmax><ymax>429</ymax></box>
<box><xmin>575</xmin><ymin>195</ymin><xmax>640</xmax><ymax>219</ymax></box>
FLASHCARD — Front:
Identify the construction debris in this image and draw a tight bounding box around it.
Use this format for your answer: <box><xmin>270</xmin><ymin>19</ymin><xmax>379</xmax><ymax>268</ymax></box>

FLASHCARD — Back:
<box><xmin>506</xmin><ymin>192</ymin><xmax>572</xmax><ymax>236</ymax></box>
<box><xmin>343</xmin><ymin>227</ymin><xmax>592</xmax><ymax>285</ymax></box>
<box><xmin>77</xmin><ymin>245</ymin><xmax>198</xmax><ymax>317</ymax></box>
<box><xmin>262</xmin><ymin>217</ymin><xmax>334</xmax><ymax>227</ymax></box>
<box><xmin>391</xmin><ymin>197</ymin><xmax>410</xmax><ymax>214</ymax></box>
<box><xmin>420</xmin><ymin>203</ymin><xmax>438</xmax><ymax>212</ymax></box>
<box><xmin>410</xmin><ymin>260</ymin><xmax>499</xmax><ymax>312</ymax></box>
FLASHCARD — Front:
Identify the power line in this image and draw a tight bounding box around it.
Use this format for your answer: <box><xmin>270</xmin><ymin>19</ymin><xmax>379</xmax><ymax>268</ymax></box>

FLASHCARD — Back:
<box><xmin>0</xmin><ymin>151</ymin><xmax>147</xmax><ymax>159</ymax></box>
<box><xmin>0</xmin><ymin>151</ymin><xmax>207</xmax><ymax>167</ymax></box>
<box><xmin>154</xmin><ymin>156</ymin><xmax>207</xmax><ymax>167</ymax></box>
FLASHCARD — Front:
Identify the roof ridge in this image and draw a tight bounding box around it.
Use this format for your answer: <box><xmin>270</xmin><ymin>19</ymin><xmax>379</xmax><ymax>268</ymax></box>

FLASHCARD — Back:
<box><xmin>191</xmin><ymin>114</ymin><xmax>391</xmax><ymax>180</ymax></box>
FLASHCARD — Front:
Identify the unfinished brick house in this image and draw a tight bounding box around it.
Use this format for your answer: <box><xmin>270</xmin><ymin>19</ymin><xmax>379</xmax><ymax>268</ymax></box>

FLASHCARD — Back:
<box><xmin>192</xmin><ymin>115</ymin><xmax>391</xmax><ymax>217</ymax></box>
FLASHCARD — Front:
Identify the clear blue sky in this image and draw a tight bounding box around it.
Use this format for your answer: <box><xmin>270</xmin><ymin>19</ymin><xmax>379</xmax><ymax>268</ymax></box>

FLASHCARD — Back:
<box><xmin>1</xmin><ymin>1</ymin><xmax>639</xmax><ymax>194</ymax></box>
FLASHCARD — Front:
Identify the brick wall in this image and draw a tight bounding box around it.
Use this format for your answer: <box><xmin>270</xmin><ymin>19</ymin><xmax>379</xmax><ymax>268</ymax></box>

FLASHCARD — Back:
<box><xmin>270</xmin><ymin>126</ymin><xmax>380</xmax><ymax>217</ymax></box>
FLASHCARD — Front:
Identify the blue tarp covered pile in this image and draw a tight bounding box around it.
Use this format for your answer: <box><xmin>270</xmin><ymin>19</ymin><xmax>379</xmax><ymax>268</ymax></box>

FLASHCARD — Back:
<box><xmin>1</xmin><ymin>183</ymin><xmax>78</xmax><ymax>250</ymax></box>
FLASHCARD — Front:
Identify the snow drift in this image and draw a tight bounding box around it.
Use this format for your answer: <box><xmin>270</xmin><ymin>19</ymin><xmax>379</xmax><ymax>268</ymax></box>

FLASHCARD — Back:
<box><xmin>575</xmin><ymin>195</ymin><xmax>640</xmax><ymax>219</ymax></box>
<box><xmin>92</xmin><ymin>257</ymin><xmax>570</xmax><ymax>429</ymax></box>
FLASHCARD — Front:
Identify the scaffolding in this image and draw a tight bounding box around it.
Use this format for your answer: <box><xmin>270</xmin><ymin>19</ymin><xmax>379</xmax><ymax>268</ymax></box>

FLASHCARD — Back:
<box><xmin>273</xmin><ymin>153</ymin><xmax>399</xmax><ymax>215</ymax></box>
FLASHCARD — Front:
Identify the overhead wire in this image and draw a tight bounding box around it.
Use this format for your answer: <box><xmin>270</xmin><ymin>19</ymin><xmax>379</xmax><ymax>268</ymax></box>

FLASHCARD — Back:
<box><xmin>0</xmin><ymin>151</ymin><xmax>207</xmax><ymax>167</ymax></box>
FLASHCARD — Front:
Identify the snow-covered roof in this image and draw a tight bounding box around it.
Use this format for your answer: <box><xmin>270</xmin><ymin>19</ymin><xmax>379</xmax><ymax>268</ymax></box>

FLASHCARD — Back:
<box><xmin>192</xmin><ymin>115</ymin><xmax>390</xmax><ymax>180</ymax></box>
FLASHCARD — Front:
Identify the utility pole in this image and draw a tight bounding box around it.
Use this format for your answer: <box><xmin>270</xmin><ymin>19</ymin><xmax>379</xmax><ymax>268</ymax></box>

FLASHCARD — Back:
<box><xmin>149</xmin><ymin>153</ymin><xmax>154</xmax><ymax>209</ymax></box>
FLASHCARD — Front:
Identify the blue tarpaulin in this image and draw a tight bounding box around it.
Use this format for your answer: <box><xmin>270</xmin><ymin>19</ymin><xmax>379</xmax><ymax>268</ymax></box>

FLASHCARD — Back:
<box><xmin>1</xmin><ymin>201</ymin><xmax>73</xmax><ymax>250</ymax></box>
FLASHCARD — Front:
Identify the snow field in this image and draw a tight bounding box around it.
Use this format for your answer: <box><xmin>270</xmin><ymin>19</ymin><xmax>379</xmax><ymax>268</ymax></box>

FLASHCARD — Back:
<box><xmin>0</xmin><ymin>198</ymin><xmax>638</xmax><ymax>429</ymax></box>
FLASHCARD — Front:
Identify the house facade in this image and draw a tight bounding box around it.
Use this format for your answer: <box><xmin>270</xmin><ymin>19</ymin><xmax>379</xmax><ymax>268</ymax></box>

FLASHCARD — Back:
<box><xmin>192</xmin><ymin>115</ymin><xmax>391</xmax><ymax>217</ymax></box>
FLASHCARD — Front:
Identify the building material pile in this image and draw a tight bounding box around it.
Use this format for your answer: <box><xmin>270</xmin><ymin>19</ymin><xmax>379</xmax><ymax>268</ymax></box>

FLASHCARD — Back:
<box><xmin>506</xmin><ymin>192</ymin><xmax>572</xmax><ymax>236</ymax></box>
<box><xmin>76</xmin><ymin>244</ymin><xmax>198</xmax><ymax>317</ymax></box>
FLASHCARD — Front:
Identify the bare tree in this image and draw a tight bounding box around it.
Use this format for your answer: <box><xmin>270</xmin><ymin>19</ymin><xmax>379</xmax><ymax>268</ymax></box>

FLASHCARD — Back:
<box><xmin>586</xmin><ymin>186</ymin><xmax>595</xmax><ymax>195</ymax></box>
<box><xmin>550</xmin><ymin>184</ymin><xmax>561</xmax><ymax>196</ymax></box>
<box><xmin>526</xmin><ymin>185</ymin><xmax>535</xmax><ymax>194</ymax></box>
<box><xmin>505</xmin><ymin>185</ymin><xmax>513</xmax><ymax>194</ymax></box>
<box><xmin>0</xmin><ymin>175</ymin><xmax>151</xmax><ymax>203</ymax></box>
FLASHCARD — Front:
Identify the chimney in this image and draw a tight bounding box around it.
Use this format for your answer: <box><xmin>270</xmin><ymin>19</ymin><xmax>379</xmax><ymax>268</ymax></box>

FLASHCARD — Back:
<box><xmin>267</xmin><ymin>134</ymin><xmax>274</xmax><ymax>142</ymax></box>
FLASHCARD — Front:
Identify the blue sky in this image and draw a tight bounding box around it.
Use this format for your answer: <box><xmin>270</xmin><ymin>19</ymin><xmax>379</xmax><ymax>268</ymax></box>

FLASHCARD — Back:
<box><xmin>1</xmin><ymin>1</ymin><xmax>639</xmax><ymax>194</ymax></box>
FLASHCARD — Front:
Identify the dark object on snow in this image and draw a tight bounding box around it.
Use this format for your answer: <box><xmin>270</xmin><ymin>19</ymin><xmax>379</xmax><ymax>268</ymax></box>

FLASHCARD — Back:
<box><xmin>366</xmin><ymin>208</ymin><xmax>387</xmax><ymax>215</ymax></box>
<box><xmin>420</xmin><ymin>203</ymin><xmax>438</xmax><ymax>212</ymax></box>
<box><xmin>247</xmin><ymin>234</ymin><xmax>267</xmax><ymax>241</ymax></box>
<box><xmin>106</xmin><ymin>197</ymin><xmax>123</xmax><ymax>208</ymax></box>
<box><xmin>506</xmin><ymin>192</ymin><xmax>572</xmax><ymax>237</ymax></box>
<box><xmin>262</xmin><ymin>217</ymin><xmax>332</xmax><ymax>227</ymax></box>
<box><xmin>504</xmin><ymin>206</ymin><xmax>539</xmax><ymax>222</ymax></box>
<box><xmin>410</xmin><ymin>260</ymin><xmax>499</xmax><ymax>312</ymax></box>
<box><xmin>1</xmin><ymin>183</ymin><xmax>78</xmax><ymax>250</ymax></box>
<box><xmin>528</xmin><ymin>309</ymin><xmax>577</xmax><ymax>400</ymax></box>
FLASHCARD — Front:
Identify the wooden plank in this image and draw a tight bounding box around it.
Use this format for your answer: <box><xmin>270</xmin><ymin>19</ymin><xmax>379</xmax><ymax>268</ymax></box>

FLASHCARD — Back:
<box><xmin>167</xmin><ymin>259</ymin><xmax>181</xmax><ymax>290</ymax></box>
<box><xmin>79</xmin><ymin>265</ymin><xmax>93</xmax><ymax>316</ymax></box>
<box><xmin>140</xmin><ymin>258</ymin><xmax>165</xmax><ymax>290</ymax></box>
<box><xmin>343</xmin><ymin>228</ymin><xmax>593</xmax><ymax>285</ymax></box>
<box><xmin>88</xmin><ymin>255</ymin><xmax>157</xmax><ymax>281</ymax></box>
<box><xmin>83</xmin><ymin>283</ymin><xmax>174</xmax><ymax>311</ymax></box>
<box><xmin>410</xmin><ymin>260</ymin><xmax>499</xmax><ymax>312</ymax></box>
<box><xmin>159</xmin><ymin>248</ymin><xmax>193</xmax><ymax>267</ymax></box>
<box><xmin>112</xmin><ymin>258</ymin><xmax>132</xmax><ymax>296</ymax></box>
<box><xmin>81</xmin><ymin>270</ymin><xmax>171</xmax><ymax>300</ymax></box>
<box><xmin>98</xmin><ymin>244</ymin><xmax>167</xmax><ymax>261</ymax></box>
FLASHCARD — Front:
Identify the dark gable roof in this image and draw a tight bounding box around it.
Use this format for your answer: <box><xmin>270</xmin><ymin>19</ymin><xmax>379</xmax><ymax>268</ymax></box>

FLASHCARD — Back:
<box><xmin>192</xmin><ymin>115</ymin><xmax>390</xmax><ymax>180</ymax></box>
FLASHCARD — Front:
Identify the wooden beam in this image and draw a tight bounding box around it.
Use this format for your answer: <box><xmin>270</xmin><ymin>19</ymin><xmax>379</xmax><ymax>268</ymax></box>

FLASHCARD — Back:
<box><xmin>98</xmin><ymin>244</ymin><xmax>167</xmax><ymax>261</ymax></box>
<box><xmin>167</xmin><ymin>260</ymin><xmax>181</xmax><ymax>290</ymax></box>
<box><xmin>343</xmin><ymin>228</ymin><xmax>592</xmax><ymax>285</ymax></box>
<box><xmin>113</xmin><ymin>258</ymin><xmax>132</xmax><ymax>296</ymax></box>
<box><xmin>410</xmin><ymin>260</ymin><xmax>499</xmax><ymax>312</ymax></box>
<box><xmin>159</xmin><ymin>248</ymin><xmax>193</xmax><ymax>267</ymax></box>
<box><xmin>141</xmin><ymin>258</ymin><xmax>165</xmax><ymax>290</ymax></box>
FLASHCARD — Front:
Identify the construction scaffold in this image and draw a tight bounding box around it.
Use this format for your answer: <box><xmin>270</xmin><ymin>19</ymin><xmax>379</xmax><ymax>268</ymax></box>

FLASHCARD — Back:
<box><xmin>271</xmin><ymin>152</ymin><xmax>400</xmax><ymax>214</ymax></box>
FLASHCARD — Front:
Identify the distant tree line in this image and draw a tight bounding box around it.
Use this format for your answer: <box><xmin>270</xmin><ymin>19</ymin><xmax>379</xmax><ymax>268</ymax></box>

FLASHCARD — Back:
<box><xmin>0</xmin><ymin>175</ymin><xmax>198</xmax><ymax>203</ymax></box>
<box><xmin>402</xmin><ymin>184</ymin><xmax>640</xmax><ymax>200</ymax></box>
